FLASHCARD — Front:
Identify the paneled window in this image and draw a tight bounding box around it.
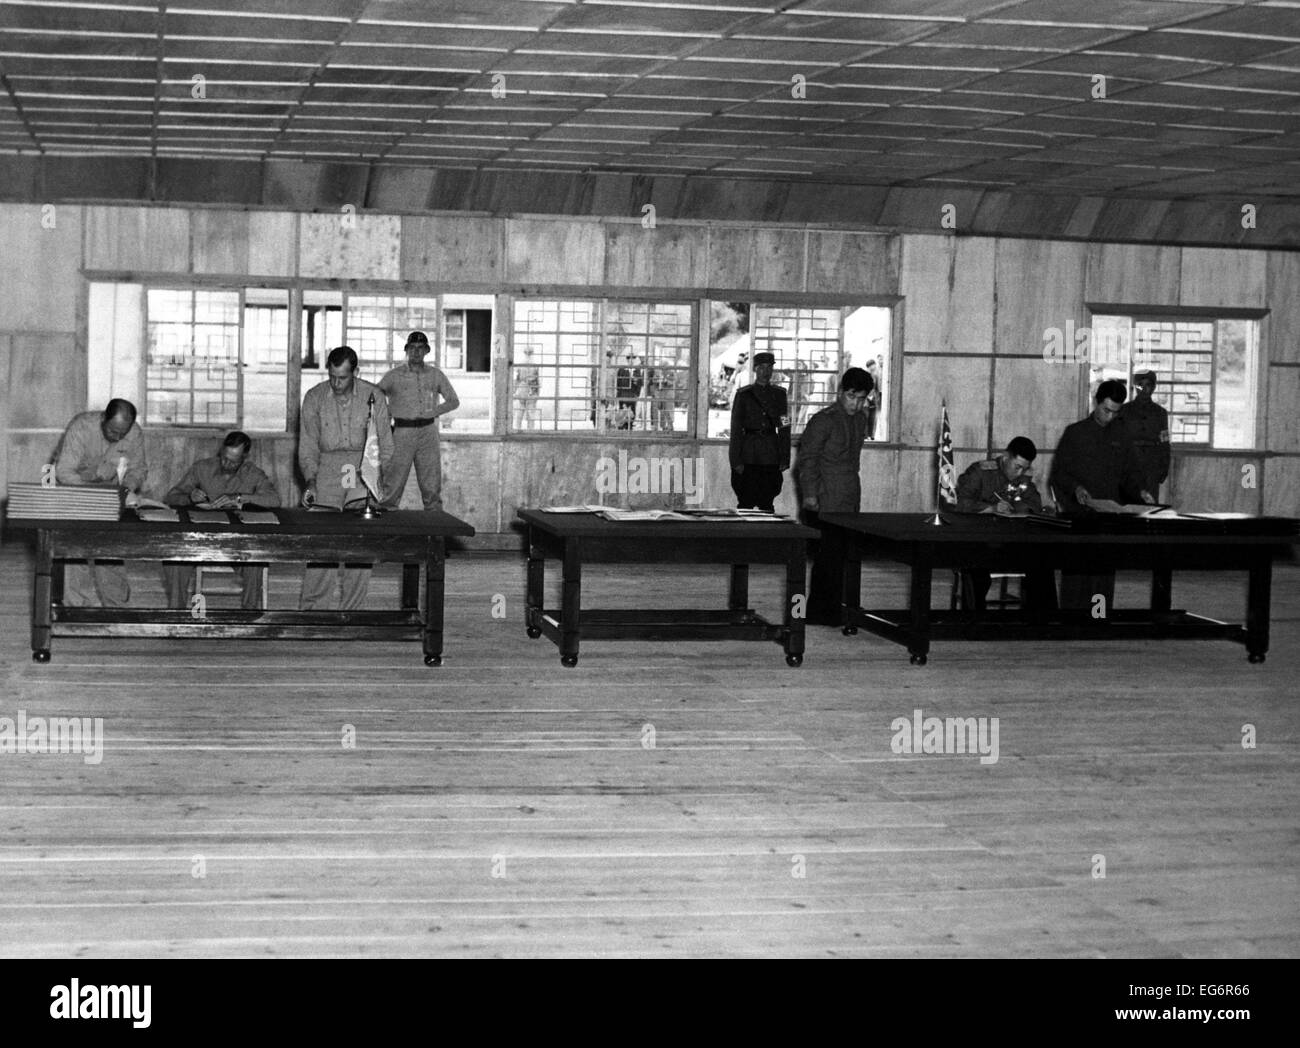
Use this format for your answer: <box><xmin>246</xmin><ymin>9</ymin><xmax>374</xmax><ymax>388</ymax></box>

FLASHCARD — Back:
<box><xmin>511</xmin><ymin>298</ymin><xmax>694</xmax><ymax>433</ymax></box>
<box><xmin>707</xmin><ymin>302</ymin><xmax>892</xmax><ymax>439</ymax></box>
<box><xmin>145</xmin><ymin>289</ymin><xmax>242</xmax><ymax>427</ymax></box>
<box><xmin>1089</xmin><ymin>313</ymin><xmax>1260</xmax><ymax>449</ymax></box>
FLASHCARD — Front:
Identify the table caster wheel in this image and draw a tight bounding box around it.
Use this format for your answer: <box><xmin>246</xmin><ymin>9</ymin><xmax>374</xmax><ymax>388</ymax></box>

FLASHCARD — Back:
<box><xmin>33</xmin><ymin>649</ymin><xmax>50</xmax><ymax>663</ymax></box>
<box><xmin>526</xmin><ymin>626</ymin><xmax>542</xmax><ymax>639</ymax></box>
<box><xmin>424</xmin><ymin>654</ymin><xmax>442</xmax><ymax>666</ymax></box>
<box><xmin>1248</xmin><ymin>653</ymin><xmax>1266</xmax><ymax>664</ymax></box>
<box><xmin>909</xmin><ymin>653</ymin><xmax>928</xmax><ymax>665</ymax></box>
<box><xmin>561</xmin><ymin>654</ymin><xmax>578</xmax><ymax>668</ymax></box>
<box><xmin>785</xmin><ymin>653</ymin><xmax>803</xmax><ymax>667</ymax></box>
<box><xmin>842</xmin><ymin>625</ymin><xmax>858</xmax><ymax>636</ymax></box>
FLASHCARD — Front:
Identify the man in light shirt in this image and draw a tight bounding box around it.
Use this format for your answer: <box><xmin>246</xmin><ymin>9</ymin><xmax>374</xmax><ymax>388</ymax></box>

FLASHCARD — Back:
<box><xmin>53</xmin><ymin>398</ymin><xmax>147</xmax><ymax>606</ymax></box>
<box><xmin>377</xmin><ymin>330</ymin><xmax>459</xmax><ymax>511</ymax></box>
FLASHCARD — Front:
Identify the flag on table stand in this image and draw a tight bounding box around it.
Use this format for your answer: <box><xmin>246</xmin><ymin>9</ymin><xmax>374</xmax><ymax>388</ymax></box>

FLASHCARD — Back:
<box><xmin>352</xmin><ymin>392</ymin><xmax>384</xmax><ymax>515</ymax></box>
<box><xmin>927</xmin><ymin>402</ymin><xmax>954</xmax><ymax>525</ymax></box>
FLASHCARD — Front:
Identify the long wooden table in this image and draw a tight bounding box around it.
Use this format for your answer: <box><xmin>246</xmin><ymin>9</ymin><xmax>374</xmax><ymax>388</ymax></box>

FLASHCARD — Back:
<box><xmin>5</xmin><ymin>508</ymin><xmax>475</xmax><ymax>664</ymax></box>
<box><xmin>819</xmin><ymin>511</ymin><xmax>1300</xmax><ymax>664</ymax></box>
<box><xmin>517</xmin><ymin>509</ymin><xmax>818</xmax><ymax>667</ymax></box>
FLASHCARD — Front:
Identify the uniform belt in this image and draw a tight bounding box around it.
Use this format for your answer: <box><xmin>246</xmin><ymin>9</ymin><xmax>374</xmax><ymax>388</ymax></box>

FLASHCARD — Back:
<box><xmin>394</xmin><ymin>417</ymin><xmax>438</xmax><ymax>428</ymax></box>
<box><xmin>743</xmin><ymin>427</ymin><xmax>776</xmax><ymax>435</ymax></box>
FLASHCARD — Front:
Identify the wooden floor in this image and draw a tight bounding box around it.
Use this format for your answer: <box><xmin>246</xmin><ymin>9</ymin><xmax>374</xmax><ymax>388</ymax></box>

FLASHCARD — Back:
<box><xmin>0</xmin><ymin>541</ymin><xmax>1296</xmax><ymax>958</ymax></box>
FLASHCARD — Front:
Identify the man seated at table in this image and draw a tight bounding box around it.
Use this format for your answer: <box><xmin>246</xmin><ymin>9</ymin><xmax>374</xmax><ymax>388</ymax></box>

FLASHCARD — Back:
<box><xmin>950</xmin><ymin>436</ymin><xmax>1057</xmax><ymax>612</ymax></box>
<box><xmin>1050</xmin><ymin>379</ymin><xmax>1153</xmax><ymax>610</ymax></box>
<box><xmin>160</xmin><ymin>431</ymin><xmax>281</xmax><ymax>610</ymax></box>
<box><xmin>299</xmin><ymin>345</ymin><xmax>394</xmax><ymax>610</ymax></box>
<box><xmin>796</xmin><ymin>367</ymin><xmax>874</xmax><ymax>625</ymax></box>
<box><xmin>53</xmin><ymin>398</ymin><xmax>148</xmax><ymax>606</ymax></box>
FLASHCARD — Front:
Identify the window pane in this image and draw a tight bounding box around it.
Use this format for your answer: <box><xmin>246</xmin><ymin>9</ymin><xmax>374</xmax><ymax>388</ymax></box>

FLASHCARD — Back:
<box><xmin>243</xmin><ymin>293</ymin><xmax>289</xmax><ymax>431</ymax></box>
<box><xmin>1213</xmin><ymin>318</ymin><xmax>1258</xmax><ymax>450</ymax></box>
<box><xmin>145</xmin><ymin>289</ymin><xmax>239</xmax><ymax>427</ymax></box>
<box><xmin>753</xmin><ymin>306</ymin><xmax>841</xmax><ymax>432</ymax></box>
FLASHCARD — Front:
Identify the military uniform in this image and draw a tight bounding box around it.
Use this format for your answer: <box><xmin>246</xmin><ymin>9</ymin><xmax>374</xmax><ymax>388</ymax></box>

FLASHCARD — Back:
<box><xmin>376</xmin><ymin>362</ymin><xmax>457</xmax><ymax>510</ymax></box>
<box><xmin>1118</xmin><ymin>395</ymin><xmax>1170</xmax><ymax>498</ymax></box>
<box><xmin>161</xmin><ymin>456</ymin><xmax>281</xmax><ymax>610</ymax></box>
<box><xmin>298</xmin><ymin>377</ymin><xmax>394</xmax><ymax>610</ymax></box>
<box><xmin>795</xmin><ymin>400</ymin><xmax>869</xmax><ymax>624</ymax></box>
<box><xmin>53</xmin><ymin>411</ymin><xmax>148</xmax><ymax>607</ymax></box>
<box><xmin>728</xmin><ymin>382</ymin><xmax>791</xmax><ymax>512</ymax></box>
<box><xmin>954</xmin><ymin>457</ymin><xmax>1043</xmax><ymax>514</ymax></box>
<box><xmin>951</xmin><ymin>457</ymin><xmax>1055</xmax><ymax>612</ymax></box>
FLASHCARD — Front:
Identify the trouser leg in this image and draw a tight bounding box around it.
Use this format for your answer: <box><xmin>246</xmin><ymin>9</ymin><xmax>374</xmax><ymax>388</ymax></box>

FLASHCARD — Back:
<box><xmin>381</xmin><ymin>426</ymin><xmax>417</xmax><ymax>509</ymax></box>
<box><xmin>338</xmin><ymin>565</ymin><xmax>371</xmax><ymax>611</ymax></box>
<box><xmin>91</xmin><ymin>561</ymin><xmax>130</xmax><ymax>606</ymax></box>
<box><xmin>236</xmin><ymin>565</ymin><xmax>265</xmax><ymax>610</ymax></box>
<box><xmin>301</xmin><ymin>565</ymin><xmax>337</xmax><ymax>610</ymax></box>
<box><xmin>413</xmin><ymin>427</ymin><xmax>443</xmax><ymax>512</ymax></box>
<box><xmin>161</xmin><ymin>563</ymin><xmax>194</xmax><ymax>609</ymax></box>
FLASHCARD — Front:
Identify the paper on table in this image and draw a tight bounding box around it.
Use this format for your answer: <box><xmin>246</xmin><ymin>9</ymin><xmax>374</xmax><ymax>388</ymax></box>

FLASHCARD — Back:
<box><xmin>136</xmin><ymin>505</ymin><xmax>179</xmax><ymax>522</ymax></box>
<box><xmin>187</xmin><ymin>509</ymin><xmax>232</xmax><ymax>524</ymax></box>
<box><xmin>540</xmin><ymin>504</ymin><xmax>607</xmax><ymax>513</ymax></box>
<box><xmin>237</xmin><ymin>509</ymin><xmax>280</xmax><ymax>525</ymax></box>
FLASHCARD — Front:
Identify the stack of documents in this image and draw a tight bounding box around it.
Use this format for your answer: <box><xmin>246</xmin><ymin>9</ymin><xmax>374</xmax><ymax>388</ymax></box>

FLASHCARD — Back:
<box><xmin>6</xmin><ymin>482</ymin><xmax>121</xmax><ymax>520</ymax></box>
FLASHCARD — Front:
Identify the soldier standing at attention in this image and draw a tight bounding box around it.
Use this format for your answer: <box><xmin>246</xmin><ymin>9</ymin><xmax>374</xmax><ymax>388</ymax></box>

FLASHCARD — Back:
<box><xmin>728</xmin><ymin>351</ymin><xmax>791</xmax><ymax>512</ymax></box>
<box><xmin>1117</xmin><ymin>369</ymin><xmax>1170</xmax><ymax>501</ymax></box>
<box><xmin>378</xmin><ymin>330</ymin><xmax>459</xmax><ymax>511</ymax></box>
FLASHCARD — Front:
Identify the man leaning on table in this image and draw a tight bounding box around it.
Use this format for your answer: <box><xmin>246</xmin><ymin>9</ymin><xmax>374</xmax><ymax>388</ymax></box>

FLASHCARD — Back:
<box><xmin>53</xmin><ymin>398</ymin><xmax>148</xmax><ymax>607</ymax></box>
<box><xmin>299</xmin><ymin>345</ymin><xmax>394</xmax><ymax>610</ymax></box>
<box><xmin>160</xmin><ymin>430</ymin><xmax>280</xmax><ymax>610</ymax></box>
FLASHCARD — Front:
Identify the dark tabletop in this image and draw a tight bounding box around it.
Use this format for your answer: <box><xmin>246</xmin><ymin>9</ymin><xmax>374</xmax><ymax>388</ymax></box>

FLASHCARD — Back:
<box><xmin>517</xmin><ymin>508</ymin><xmax>819</xmax><ymax>541</ymax></box>
<box><xmin>5</xmin><ymin>508</ymin><xmax>476</xmax><ymax>538</ymax></box>
<box><xmin>818</xmin><ymin>511</ymin><xmax>1300</xmax><ymax>546</ymax></box>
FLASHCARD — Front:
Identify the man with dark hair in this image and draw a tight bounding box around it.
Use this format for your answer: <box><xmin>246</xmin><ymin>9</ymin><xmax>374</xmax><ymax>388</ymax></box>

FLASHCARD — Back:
<box><xmin>377</xmin><ymin>330</ymin><xmax>459</xmax><ymax>510</ymax></box>
<box><xmin>950</xmin><ymin>435</ymin><xmax>1056</xmax><ymax>612</ymax></box>
<box><xmin>796</xmin><ymin>368</ymin><xmax>874</xmax><ymax>625</ymax></box>
<box><xmin>1118</xmin><ymin>369</ymin><xmax>1171</xmax><ymax>500</ymax></box>
<box><xmin>1050</xmin><ymin>380</ymin><xmax>1153</xmax><ymax>609</ymax></box>
<box><xmin>299</xmin><ymin>346</ymin><xmax>394</xmax><ymax>610</ymax></box>
<box><xmin>729</xmin><ymin>351</ymin><xmax>791</xmax><ymax>512</ymax></box>
<box><xmin>160</xmin><ymin>431</ymin><xmax>281</xmax><ymax>609</ymax></box>
<box><xmin>53</xmin><ymin>398</ymin><xmax>148</xmax><ymax>606</ymax></box>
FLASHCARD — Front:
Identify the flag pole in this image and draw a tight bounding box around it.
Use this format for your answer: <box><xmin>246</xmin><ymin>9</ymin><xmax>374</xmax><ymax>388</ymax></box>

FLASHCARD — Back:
<box><xmin>359</xmin><ymin>392</ymin><xmax>385</xmax><ymax>519</ymax></box>
<box><xmin>925</xmin><ymin>401</ymin><xmax>951</xmax><ymax>526</ymax></box>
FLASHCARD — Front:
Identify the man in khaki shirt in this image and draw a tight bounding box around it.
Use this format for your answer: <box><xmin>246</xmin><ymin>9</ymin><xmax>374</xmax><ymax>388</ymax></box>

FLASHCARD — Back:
<box><xmin>377</xmin><ymin>330</ymin><xmax>459</xmax><ymax>510</ymax></box>
<box><xmin>53</xmin><ymin>398</ymin><xmax>147</xmax><ymax>606</ymax></box>
<box><xmin>298</xmin><ymin>346</ymin><xmax>394</xmax><ymax>610</ymax></box>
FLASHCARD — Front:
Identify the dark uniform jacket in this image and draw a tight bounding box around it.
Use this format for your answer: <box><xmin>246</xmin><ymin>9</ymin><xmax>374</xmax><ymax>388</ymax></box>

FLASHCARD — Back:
<box><xmin>1050</xmin><ymin>416</ymin><xmax>1146</xmax><ymax>512</ymax></box>
<box><xmin>795</xmin><ymin>401</ymin><xmax>868</xmax><ymax>513</ymax></box>
<box><xmin>953</xmin><ymin>457</ymin><xmax>1044</xmax><ymax>514</ymax></box>
<box><xmin>729</xmin><ymin>383</ymin><xmax>791</xmax><ymax>470</ymax></box>
<box><xmin>1117</xmin><ymin>395</ymin><xmax>1170</xmax><ymax>492</ymax></box>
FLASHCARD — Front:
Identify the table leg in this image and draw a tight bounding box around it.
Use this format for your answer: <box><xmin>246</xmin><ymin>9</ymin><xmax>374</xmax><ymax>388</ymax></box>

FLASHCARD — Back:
<box><xmin>560</xmin><ymin>538</ymin><xmax>582</xmax><ymax>667</ymax></box>
<box><xmin>32</xmin><ymin>530</ymin><xmax>53</xmax><ymax>662</ymax></box>
<box><xmin>908</xmin><ymin>547</ymin><xmax>932</xmax><ymax>665</ymax></box>
<box><xmin>1150</xmin><ymin>566</ymin><xmax>1172</xmax><ymax>613</ymax></box>
<box><xmin>784</xmin><ymin>546</ymin><xmax>804</xmax><ymax>667</ymax></box>
<box><xmin>526</xmin><ymin>530</ymin><xmax>545</xmax><ymax>639</ymax></box>
<box><xmin>422</xmin><ymin>539</ymin><xmax>445</xmax><ymax>666</ymax></box>
<box><xmin>729</xmin><ymin>563</ymin><xmax>749</xmax><ymax>622</ymax></box>
<box><xmin>841</xmin><ymin>531</ymin><xmax>862</xmax><ymax>635</ymax></box>
<box><xmin>401</xmin><ymin>562</ymin><xmax>420</xmax><ymax>611</ymax></box>
<box><xmin>1246</xmin><ymin>555</ymin><xmax>1271</xmax><ymax>663</ymax></box>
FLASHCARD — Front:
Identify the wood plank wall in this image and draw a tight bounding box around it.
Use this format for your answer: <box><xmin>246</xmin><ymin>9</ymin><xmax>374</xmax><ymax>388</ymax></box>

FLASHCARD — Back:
<box><xmin>2</xmin><ymin>202</ymin><xmax>1297</xmax><ymax>542</ymax></box>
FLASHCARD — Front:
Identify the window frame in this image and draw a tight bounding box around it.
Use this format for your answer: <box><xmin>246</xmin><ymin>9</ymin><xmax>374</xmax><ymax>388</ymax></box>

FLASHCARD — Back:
<box><xmin>1086</xmin><ymin>303</ymin><xmax>1268</xmax><ymax>452</ymax></box>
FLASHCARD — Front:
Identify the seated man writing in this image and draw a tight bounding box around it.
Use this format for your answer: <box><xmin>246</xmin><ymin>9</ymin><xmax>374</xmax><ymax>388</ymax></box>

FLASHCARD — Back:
<box><xmin>950</xmin><ymin>436</ymin><xmax>1056</xmax><ymax>612</ymax></box>
<box><xmin>161</xmin><ymin>431</ymin><xmax>280</xmax><ymax>610</ymax></box>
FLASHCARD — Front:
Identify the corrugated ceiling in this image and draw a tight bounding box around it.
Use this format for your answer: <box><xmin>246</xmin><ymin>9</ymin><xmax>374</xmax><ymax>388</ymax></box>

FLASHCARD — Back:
<box><xmin>1</xmin><ymin>0</ymin><xmax>1297</xmax><ymax>201</ymax></box>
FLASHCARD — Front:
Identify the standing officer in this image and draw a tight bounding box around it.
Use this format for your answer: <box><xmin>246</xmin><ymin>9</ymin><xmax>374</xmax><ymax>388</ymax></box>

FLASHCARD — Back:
<box><xmin>1118</xmin><ymin>369</ymin><xmax>1170</xmax><ymax>501</ymax></box>
<box><xmin>377</xmin><ymin>330</ymin><xmax>459</xmax><ymax>511</ymax></box>
<box><xmin>796</xmin><ymin>368</ymin><xmax>874</xmax><ymax>625</ymax></box>
<box><xmin>728</xmin><ymin>351</ymin><xmax>791</xmax><ymax>512</ymax></box>
<box><xmin>299</xmin><ymin>346</ymin><xmax>394</xmax><ymax>610</ymax></box>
